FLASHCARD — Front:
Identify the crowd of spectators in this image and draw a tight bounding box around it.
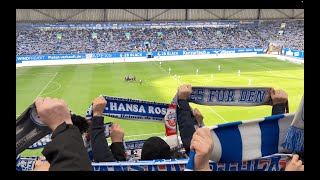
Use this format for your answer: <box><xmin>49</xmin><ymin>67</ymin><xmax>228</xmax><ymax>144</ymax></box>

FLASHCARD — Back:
<box><xmin>16</xmin><ymin>20</ymin><xmax>304</xmax><ymax>55</ymax></box>
<box><xmin>16</xmin><ymin>85</ymin><xmax>303</xmax><ymax>171</ymax></box>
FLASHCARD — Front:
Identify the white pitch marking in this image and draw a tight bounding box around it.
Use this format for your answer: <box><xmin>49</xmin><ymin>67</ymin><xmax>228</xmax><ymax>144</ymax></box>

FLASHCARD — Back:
<box><xmin>33</xmin><ymin>72</ymin><xmax>58</xmax><ymax>102</ymax></box>
<box><xmin>207</xmin><ymin>106</ymin><xmax>228</xmax><ymax>123</ymax></box>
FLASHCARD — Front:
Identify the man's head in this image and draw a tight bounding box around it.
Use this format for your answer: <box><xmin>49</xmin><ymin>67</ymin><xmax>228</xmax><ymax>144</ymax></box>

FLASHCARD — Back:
<box><xmin>141</xmin><ymin>136</ymin><xmax>171</xmax><ymax>160</ymax></box>
<box><xmin>170</xmin><ymin>149</ymin><xmax>187</xmax><ymax>159</ymax></box>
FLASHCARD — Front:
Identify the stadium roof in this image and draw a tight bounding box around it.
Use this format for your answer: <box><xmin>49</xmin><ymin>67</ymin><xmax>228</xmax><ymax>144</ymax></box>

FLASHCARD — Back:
<box><xmin>16</xmin><ymin>9</ymin><xmax>304</xmax><ymax>23</ymax></box>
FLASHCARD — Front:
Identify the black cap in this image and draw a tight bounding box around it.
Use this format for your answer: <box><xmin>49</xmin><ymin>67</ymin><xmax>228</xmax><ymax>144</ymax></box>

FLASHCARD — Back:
<box><xmin>141</xmin><ymin>136</ymin><xmax>171</xmax><ymax>160</ymax></box>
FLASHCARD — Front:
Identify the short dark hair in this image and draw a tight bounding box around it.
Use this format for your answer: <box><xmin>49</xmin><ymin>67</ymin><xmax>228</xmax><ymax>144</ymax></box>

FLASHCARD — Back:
<box><xmin>71</xmin><ymin>113</ymin><xmax>89</xmax><ymax>134</ymax></box>
<box><xmin>141</xmin><ymin>136</ymin><xmax>171</xmax><ymax>160</ymax></box>
<box><xmin>170</xmin><ymin>150</ymin><xmax>187</xmax><ymax>159</ymax></box>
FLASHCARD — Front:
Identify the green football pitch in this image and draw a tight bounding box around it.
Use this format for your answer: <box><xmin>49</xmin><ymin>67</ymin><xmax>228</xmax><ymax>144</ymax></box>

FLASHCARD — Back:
<box><xmin>16</xmin><ymin>57</ymin><xmax>304</xmax><ymax>156</ymax></box>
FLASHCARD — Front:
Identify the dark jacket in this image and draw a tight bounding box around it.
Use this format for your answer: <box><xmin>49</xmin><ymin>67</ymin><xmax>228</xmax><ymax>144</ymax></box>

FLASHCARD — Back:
<box><xmin>110</xmin><ymin>142</ymin><xmax>126</xmax><ymax>161</ymax></box>
<box><xmin>90</xmin><ymin>116</ymin><xmax>126</xmax><ymax>162</ymax></box>
<box><xmin>177</xmin><ymin>99</ymin><xmax>198</xmax><ymax>155</ymax></box>
<box><xmin>42</xmin><ymin>122</ymin><xmax>92</xmax><ymax>171</ymax></box>
<box><xmin>272</xmin><ymin>102</ymin><xmax>289</xmax><ymax>115</ymax></box>
<box><xmin>177</xmin><ymin>99</ymin><xmax>289</xmax><ymax>155</ymax></box>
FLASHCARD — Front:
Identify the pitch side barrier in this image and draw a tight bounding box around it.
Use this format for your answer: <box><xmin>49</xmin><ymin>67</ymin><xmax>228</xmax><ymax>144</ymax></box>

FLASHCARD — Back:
<box><xmin>16</xmin><ymin>48</ymin><xmax>304</xmax><ymax>67</ymax></box>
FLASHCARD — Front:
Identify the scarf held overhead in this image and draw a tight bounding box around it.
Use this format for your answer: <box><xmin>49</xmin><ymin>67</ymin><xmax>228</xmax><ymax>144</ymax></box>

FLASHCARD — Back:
<box><xmin>84</xmin><ymin>86</ymin><xmax>274</xmax><ymax>151</ymax></box>
<box><xmin>85</xmin><ymin>86</ymin><xmax>273</xmax><ymax>121</ymax></box>
<box><xmin>28</xmin><ymin>123</ymin><xmax>113</xmax><ymax>150</ymax></box>
<box><xmin>85</xmin><ymin>94</ymin><xmax>180</xmax><ymax>148</ymax></box>
<box><xmin>189</xmin><ymin>86</ymin><xmax>273</xmax><ymax>106</ymax></box>
<box><xmin>85</xmin><ymin>87</ymin><xmax>272</xmax><ymax>149</ymax></box>
<box><xmin>16</xmin><ymin>104</ymin><xmax>51</xmax><ymax>156</ymax></box>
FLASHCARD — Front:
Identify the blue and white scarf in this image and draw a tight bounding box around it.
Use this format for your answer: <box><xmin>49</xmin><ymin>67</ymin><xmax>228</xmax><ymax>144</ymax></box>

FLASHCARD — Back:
<box><xmin>85</xmin><ymin>96</ymin><xmax>169</xmax><ymax>122</ymax></box>
<box><xmin>185</xmin><ymin>113</ymin><xmax>295</xmax><ymax>170</ymax></box>
<box><xmin>27</xmin><ymin>134</ymin><xmax>51</xmax><ymax>149</ymax></box>
<box><xmin>84</xmin><ymin>87</ymin><xmax>273</xmax><ymax>149</ymax></box>
<box><xmin>16</xmin><ymin>154</ymin><xmax>22</xmax><ymax>171</ymax></box>
<box><xmin>84</xmin><ymin>86</ymin><xmax>273</xmax><ymax>139</ymax></box>
<box><xmin>208</xmin><ymin>113</ymin><xmax>294</xmax><ymax>162</ymax></box>
<box><xmin>282</xmin><ymin>95</ymin><xmax>304</xmax><ymax>153</ymax></box>
<box><xmin>29</xmin><ymin>134</ymin><xmax>146</xmax><ymax>152</ymax></box>
<box><xmin>16</xmin><ymin>156</ymin><xmax>39</xmax><ymax>171</ymax></box>
<box><xmin>85</xmin><ymin>87</ymin><xmax>273</xmax><ymax>121</ymax></box>
<box><xmin>189</xmin><ymin>86</ymin><xmax>273</xmax><ymax>106</ymax></box>
<box><xmin>28</xmin><ymin>123</ymin><xmax>113</xmax><ymax>150</ymax></box>
<box><xmin>91</xmin><ymin>154</ymin><xmax>291</xmax><ymax>171</ymax></box>
<box><xmin>17</xmin><ymin>154</ymin><xmax>290</xmax><ymax>171</ymax></box>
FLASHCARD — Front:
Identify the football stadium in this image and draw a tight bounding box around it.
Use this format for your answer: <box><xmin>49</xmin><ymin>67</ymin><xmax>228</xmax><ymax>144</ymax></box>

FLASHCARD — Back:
<box><xmin>16</xmin><ymin>9</ymin><xmax>304</xmax><ymax>171</ymax></box>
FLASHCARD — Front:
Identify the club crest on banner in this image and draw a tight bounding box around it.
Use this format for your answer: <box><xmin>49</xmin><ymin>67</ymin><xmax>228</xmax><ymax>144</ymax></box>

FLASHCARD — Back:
<box><xmin>164</xmin><ymin>108</ymin><xmax>176</xmax><ymax>130</ymax></box>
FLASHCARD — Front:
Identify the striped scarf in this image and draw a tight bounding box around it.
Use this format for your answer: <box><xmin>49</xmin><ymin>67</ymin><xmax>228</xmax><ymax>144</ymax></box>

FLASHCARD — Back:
<box><xmin>282</xmin><ymin>95</ymin><xmax>304</xmax><ymax>153</ymax></box>
<box><xmin>208</xmin><ymin>113</ymin><xmax>294</xmax><ymax>162</ymax></box>
<box><xmin>91</xmin><ymin>154</ymin><xmax>291</xmax><ymax>171</ymax></box>
<box><xmin>185</xmin><ymin>112</ymin><xmax>300</xmax><ymax>170</ymax></box>
<box><xmin>17</xmin><ymin>154</ymin><xmax>290</xmax><ymax>171</ymax></box>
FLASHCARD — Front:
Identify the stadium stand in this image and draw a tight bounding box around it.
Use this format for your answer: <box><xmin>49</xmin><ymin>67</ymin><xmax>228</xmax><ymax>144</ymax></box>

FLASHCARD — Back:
<box><xmin>16</xmin><ymin>9</ymin><xmax>304</xmax><ymax>171</ymax></box>
<box><xmin>16</xmin><ymin>20</ymin><xmax>304</xmax><ymax>56</ymax></box>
